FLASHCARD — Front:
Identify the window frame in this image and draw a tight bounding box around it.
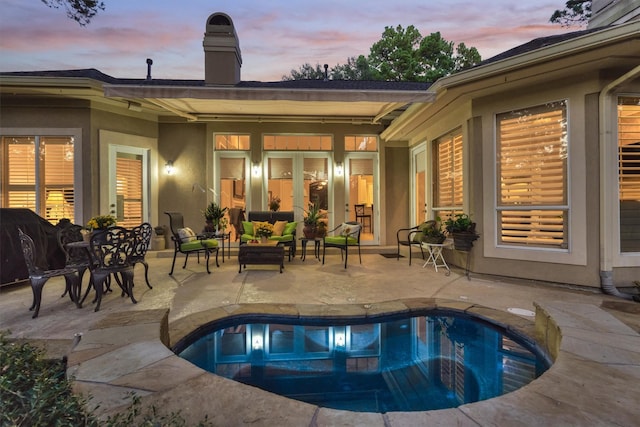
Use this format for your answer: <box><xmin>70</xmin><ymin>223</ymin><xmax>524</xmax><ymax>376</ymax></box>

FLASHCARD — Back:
<box><xmin>495</xmin><ymin>100</ymin><xmax>569</xmax><ymax>250</ymax></box>
<box><xmin>0</xmin><ymin>128</ymin><xmax>83</xmax><ymax>223</ymax></box>
<box><xmin>432</xmin><ymin>128</ymin><xmax>464</xmax><ymax>222</ymax></box>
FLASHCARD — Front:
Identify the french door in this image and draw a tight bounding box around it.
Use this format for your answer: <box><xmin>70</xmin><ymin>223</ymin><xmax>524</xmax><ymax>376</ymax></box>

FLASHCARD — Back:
<box><xmin>344</xmin><ymin>153</ymin><xmax>378</xmax><ymax>244</ymax></box>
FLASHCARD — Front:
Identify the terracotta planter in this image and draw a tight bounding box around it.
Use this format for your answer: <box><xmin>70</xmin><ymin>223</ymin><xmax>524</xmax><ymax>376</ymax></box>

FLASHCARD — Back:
<box><xmin>303</xmin><ymin>224</ymin><xmax>317</xmax><ymax>239</ymax></box>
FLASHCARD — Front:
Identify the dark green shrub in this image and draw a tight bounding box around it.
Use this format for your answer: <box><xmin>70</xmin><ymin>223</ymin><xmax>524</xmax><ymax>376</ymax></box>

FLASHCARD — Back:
<box><xmin>1</xmin><ymin>332</ymin><xmax>212</xmax><ymax>427</ymax></box>
<box><xmin>0</xmin><ymin>332</ymin><xmax>99</xmax><ymax>426</ymax></box>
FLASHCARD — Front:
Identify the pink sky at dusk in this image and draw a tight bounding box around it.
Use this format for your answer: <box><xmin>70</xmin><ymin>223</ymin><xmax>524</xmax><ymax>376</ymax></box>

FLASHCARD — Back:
<box><xmin>0</xmin><ymin>0</ymin><xmax>577</xmax><ymax>82</ymax></box>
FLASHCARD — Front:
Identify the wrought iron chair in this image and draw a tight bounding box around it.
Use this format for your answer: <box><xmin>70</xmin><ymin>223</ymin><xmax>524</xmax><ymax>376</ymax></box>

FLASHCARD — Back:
<box><xmin>18</xmin><ymin>228</ymin><xmax>81</xmax><ymax>318</ymax></box>
<box><xmin>83</xmin><ymin>226</ymin><xmax>136</xmax><ymax>312</ymax></box>
<box><xmin>57</xmin><ymin>222</ymin><xmax>93</xmax><ymax>297</ymax></box>
<box><xmin>354</xmin><ymin>204</ymin><xmax>372</xmax><ymax>233</ymax></box>
<box><xmin>322</xmin><ymin>221</ymin><xmax>362</xmax><ymax>269</ymax></box>
<box><xmin>130</xmin><ymin>222</ymin><xmax>153</xmax><ymax>289</ymax></box>
<box><xmin>396</xmin><ymin>220</ymin><xmax>436</xmax><ymax>266</ymax></box>
<box><xmin>165</xmin><ymin>211</ymin><xmax>220</xmax><ymax>275</ymax></box>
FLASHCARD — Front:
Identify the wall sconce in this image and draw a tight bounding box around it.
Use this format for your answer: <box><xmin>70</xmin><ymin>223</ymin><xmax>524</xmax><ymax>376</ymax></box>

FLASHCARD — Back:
<box><xmin>334</xmin><ymin>331</ymin><xmax>346</xmax><ymax>348</ymax></box>
<box><xmin>252</xmin><ymin>335</ymin><xmax>263</xmax><ymax>350</ymax></box>
<box><xmin>335</xmin><ymin>162</ymin><xmax>344</xmax><ymax>177</ymax></box>
<box><xmin>252</xmin><ymin>162</ymin><xmax>261</xmax><ymax>177</ymax></box>
<box><xmin>165</xmin><ymin>160</ymin><xmax>175</xmax><ymax>175</ymax></box>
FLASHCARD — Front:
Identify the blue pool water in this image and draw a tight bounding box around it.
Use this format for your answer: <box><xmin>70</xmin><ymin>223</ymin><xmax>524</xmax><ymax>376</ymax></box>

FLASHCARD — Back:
<box><xmin>176</xmin><ymin>311</ymin><xmax>550</xmax><ymax>413</ymax></box>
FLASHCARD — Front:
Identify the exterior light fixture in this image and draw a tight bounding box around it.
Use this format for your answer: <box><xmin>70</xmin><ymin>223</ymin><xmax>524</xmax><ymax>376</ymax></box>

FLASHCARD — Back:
<box><xmin>335</xmin><ymin>162</ymin><xmax>344</xmax><ymax>177</ymax></box>
<box><xmin>252</xmin><ymin>162</ymin><xmax>261</xmax><ymax>177</ymax></box>
<box><xmin>165</xmin><ymin>160</ymin><xmax>175</xmax><ymax>175</ymax></box>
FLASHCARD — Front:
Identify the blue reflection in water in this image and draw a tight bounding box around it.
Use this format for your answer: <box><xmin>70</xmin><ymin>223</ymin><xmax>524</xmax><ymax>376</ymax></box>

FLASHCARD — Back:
<box><xmin>177</xmin><ymin>313</ymin><xmax>550</xmax><ymax>413</ymax></box>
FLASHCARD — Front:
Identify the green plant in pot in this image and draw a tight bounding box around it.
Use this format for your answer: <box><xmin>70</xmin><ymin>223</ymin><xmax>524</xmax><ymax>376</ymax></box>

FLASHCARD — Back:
<box><xmin>203</xmin><ymin>202</ymin><xmax>228</xmax><ymax>233</ymax></box>
<box><xmin>444</xmin><ymin>213</ymin><xmax>479</xmax><ymax>251</ymax></box>
<box><xmin>302</xmin><ymin>202</ymin><xmax>326</xmax><ymax>238</ymax></box>
<box><xmin>422</xmin><ymin>220</ymin><xmax>446</xmax><ymax>244</ymax></box>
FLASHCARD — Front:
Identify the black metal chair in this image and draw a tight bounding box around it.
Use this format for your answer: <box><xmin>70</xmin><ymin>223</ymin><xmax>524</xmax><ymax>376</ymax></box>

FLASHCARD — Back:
<box><xmin>322</xmin><ymin>221</ymin><xmax>362</xmax><ymax>269</ymax></box>
<box><xmin>130</xmin><ymin>222</ymin><xmax>153</xmax><ymax>289</ymax></box>
<box><xmin>57</xmin><ymin>222</ymin><xmax>93</xmax><ymax>297</ymax></box>
<box><xmin>354</xmin><ymin>204</ymin><xmax>372</xmax><ymax>233</ymax></box>
<box><xmin>18</xmin><ymin>228</ymin><xmax>81</xmax><ymax>318</ymax></box>
<box><xmin>165</xmin><ymin>211</ymin><xmax>220</xmax><ymax>275</ymax></box>
<box><xmin>396</xmin><ymin>220</ymin><xmax>435</xmax><ymax>265</ymax></box>
<box><xmin>83</xmin><ymin>226</ymin><xmax>136</xmax><ymax>312</ymax></box>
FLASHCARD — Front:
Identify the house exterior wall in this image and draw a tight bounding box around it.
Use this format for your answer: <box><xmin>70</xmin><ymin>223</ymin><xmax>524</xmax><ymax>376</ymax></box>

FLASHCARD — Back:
<box><xmin>156</xmin><ymin>121</ymin><xmax>390</xmax><ymax>242</ymax></box>
<box><xmin>404</xmin><ymin>69</ymin><xmax>639</xmax><ymax>288</ymax></box>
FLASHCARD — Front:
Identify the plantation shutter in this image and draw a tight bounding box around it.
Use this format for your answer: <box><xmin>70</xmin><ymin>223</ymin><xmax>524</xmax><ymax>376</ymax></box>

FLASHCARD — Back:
<box><xmin>43</xmin><ymin>138</ymin><xmax>75</xmax><ymax>222</ymax></box>
<box><xmin>497</xmin><ymin>101</ymin><xmax>568</xmax><ymax>248</ymax></box>
<box><xmin>433</xmin><ymin>130</ymin><xmax>463</xmax><ymax>219</ymax></box>
<box><xmin>5</xmin><ymin>137</ymin><xmax>37</xmax><ymax>211</ymax></box>
<box><xmin>116</xmin><ymin>154</ymin><xmax>143</xmax><ymax>228</ymax></box>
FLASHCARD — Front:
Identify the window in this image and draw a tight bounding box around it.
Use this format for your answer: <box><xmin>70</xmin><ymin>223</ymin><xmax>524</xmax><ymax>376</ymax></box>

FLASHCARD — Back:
<box><xmin>432</xmin><ymin>130</ymin><xmax>463</xmax><ymax>221</ymax></box>
<box><xmin>215</xmin><ymin>134</ymin><xmax>250</xmax><ymax>150</ymax></box>
<box><xmin>496</xmin><ymin>101</ymin><xmax>568</xmax><ymax>249</ymax></box>
<box><xmin>263</xmin><ymin>135</ymin><xmax>331</xmax><ymax>150</ymax></box>
<box><xmin>1</xmin><ymin>135</ymin><xmax>75</xmax><ymax>223</ymax></box>
<box><xmin>345</xmin><ymin>136</ymin><xmax>378</xmax><ymax>151</ymax></box>
<box><xmin>618</xmin><ymin>96</ymin><xmax>640</xmax><ymax>253</ymax></box>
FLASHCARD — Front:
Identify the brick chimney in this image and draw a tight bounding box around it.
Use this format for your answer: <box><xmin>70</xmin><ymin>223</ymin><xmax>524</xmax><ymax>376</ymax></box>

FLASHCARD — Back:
<box><xmin>203</xmin><ymin>12</ymin><xmax>242</xmax><ymax>85</ymax></box>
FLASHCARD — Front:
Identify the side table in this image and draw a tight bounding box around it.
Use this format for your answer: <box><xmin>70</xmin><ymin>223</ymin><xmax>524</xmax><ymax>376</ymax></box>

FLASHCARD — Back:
<box><xmin>299</xmin><ymin>237</ymin><xmax>322</xmax><ymax>261</ymax></box>
<box><xmin>421</xmin><ymin>239</ymin><xmax>453</xmax><ymax>275</ymax></box>
<box><xmin>202</xmin><ymin>232</ymin><xmax>230</xmax><ymax>262</ymax></box>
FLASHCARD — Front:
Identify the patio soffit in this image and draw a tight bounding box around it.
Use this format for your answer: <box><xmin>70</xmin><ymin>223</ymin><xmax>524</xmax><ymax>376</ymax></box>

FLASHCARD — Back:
<box><xmin>103</xmin><ymin>85</ymin><xmax>435</xmax><ymax>123</ymax></box>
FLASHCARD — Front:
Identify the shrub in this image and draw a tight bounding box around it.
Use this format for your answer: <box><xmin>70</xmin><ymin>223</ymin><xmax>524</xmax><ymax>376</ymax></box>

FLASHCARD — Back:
<box><xmin>0</xmin><ymin>332</ymin><xmax>212</xmax><ymax>427</ymax></box>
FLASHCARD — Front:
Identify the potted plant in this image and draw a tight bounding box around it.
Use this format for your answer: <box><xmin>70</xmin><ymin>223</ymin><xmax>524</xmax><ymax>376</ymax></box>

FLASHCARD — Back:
<box><xmin>444</xmin><ymin>213</ymin><xmax>479</xmax><ymax>251</ymax></box>
<box><xmin>255</xmin><ymin>221</ymin><xmax>274</xmax><ymax>243</ymax></box>
<box><xmin>422</xmin><ymin>220</ymin><xmax>446</xmax><ymax>244</ymax></box>
<box><xmin>203</xmin><ymin>202</ymin><xmax>228</xmax><ymax>234</ymax></box>
<box><xmin>269</xmin><ymin>195</ymin><xmax>281</xmax><ymax>212</ymax></box>
<box><xmin>302</xmin><ymin>202</ymin><xmax>326</xmax><ymax>238</ymax></box>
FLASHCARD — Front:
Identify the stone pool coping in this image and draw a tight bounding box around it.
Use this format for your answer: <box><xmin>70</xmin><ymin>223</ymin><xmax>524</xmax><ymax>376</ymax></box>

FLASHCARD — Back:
<box><xmin>67</xmin><ymin>298</ymin><xmax>640</xmax><ymax>426</ymax></box>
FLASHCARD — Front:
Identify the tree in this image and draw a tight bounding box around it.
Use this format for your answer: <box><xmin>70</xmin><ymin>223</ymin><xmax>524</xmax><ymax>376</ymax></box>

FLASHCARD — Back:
<box><xmin>550</xmin><ymin>0</ymin><xmax>591</xmax><ymax>27</ymax></box>
<box><xmin>282</xmin><ymin>25</ymin><xmax>481</xmax><ymax>82</ymax></box>
<box><xmin>282</xmin><ymin>63</ymin><xmax>327</xmax><ymax>81</ymax></box>
<box><xmin>41</xmin><ymin>0</ymin><xmax>105</xmax><ymax>26</ymax></box>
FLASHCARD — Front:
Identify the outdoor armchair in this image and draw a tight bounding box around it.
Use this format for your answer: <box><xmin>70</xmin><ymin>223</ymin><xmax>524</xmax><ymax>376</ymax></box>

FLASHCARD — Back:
<box><xmin>396</xmin><ymin>220</ymin><xmax>436</xmax><ymax>265</ymax></box>
<box><xmin>323</xmin><ymin>221</ymin><xmax>362</xmax><ymax>269</ymax></box>
<box><xmin>165</xmin><ymin>211</ymin><xmax>219</xmax><ymax>275</ymax></box>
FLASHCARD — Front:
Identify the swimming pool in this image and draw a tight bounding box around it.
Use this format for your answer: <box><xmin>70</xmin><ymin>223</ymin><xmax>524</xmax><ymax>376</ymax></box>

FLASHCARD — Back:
<box><xmin>176</xmin><ymin>310</ymin><xmax>550</xmax><ymax>413</ymax></box>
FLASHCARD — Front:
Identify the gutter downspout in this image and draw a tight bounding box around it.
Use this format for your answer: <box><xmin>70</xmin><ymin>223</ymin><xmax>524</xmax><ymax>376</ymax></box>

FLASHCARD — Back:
<box><xmin>598</xmin><ymin>65</ymin><xmax>640</xmax><ymax>299</ymax></box>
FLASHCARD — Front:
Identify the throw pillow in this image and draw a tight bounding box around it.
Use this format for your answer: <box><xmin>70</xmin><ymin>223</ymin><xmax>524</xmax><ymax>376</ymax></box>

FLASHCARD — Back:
<box><xmin>177</xmin><ymin>227</ymin><xmax>196</xmax><ymax>243</ymax></box>
<box><xmin>272</xmin><ymin>220</ymin><xmax>287</xmax><ymax>237</ymax></box>
<box><xmin>242</xmin><ymin>221</ymin><xmax>254</xmax><ymax>235</ymax></box>
<box><xmin>283</xmin><ymin>221</ymin><xmax>297</xmax><ymax>235</ymax></box>
<box><xmin>340</xmin><ymin>222</ymin><xmax>361</xmax><ymax>237</ymax></box>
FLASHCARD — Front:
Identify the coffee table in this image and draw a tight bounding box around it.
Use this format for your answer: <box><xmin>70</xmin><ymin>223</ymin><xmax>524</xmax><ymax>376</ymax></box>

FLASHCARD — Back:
<box><xmin>238</xmin><ymin>241</ymin><xmax>285</xmax><ymax>273</ymax></box>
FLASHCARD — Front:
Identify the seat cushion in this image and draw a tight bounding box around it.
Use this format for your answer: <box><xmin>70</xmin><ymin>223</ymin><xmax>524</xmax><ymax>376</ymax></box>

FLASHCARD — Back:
<box><xmin>269</xmin><ymin>234</ymin><xmax>293</xmax><ymax>243</ymax></box>
<box><xmin>325</xmin><ymin>236</ymin><xmax>358</xmax><ymax>245</ymax></box>
<box><xmin>177</xmin><ymin>227</ymin><xmax>197</xmax><ymax>243</ymax></box>
<box><xmin>180</xmin><ymin>238</ymin><xmax>218</xmax><ymax>251</ymax></box>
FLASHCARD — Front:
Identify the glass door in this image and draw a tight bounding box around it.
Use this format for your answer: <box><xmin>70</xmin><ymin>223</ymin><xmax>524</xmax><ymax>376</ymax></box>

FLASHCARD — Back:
<box><xmin>412</xmin><ymin>144</ymin><xmax>427</xmax><ymax>225</ymax></box>
<box><xmin>345</xmin><ymin>154</ymin><xmax>377</xmax><ymax>244</ymax></box>
<box><xmin>217</xmin><ymin>155</ymin><xmax>249</xmax><ymax>241</ymax></box>
<box><xmin>265</xmin><ymin>153</ymin><xmax>331</xmax><ymax>226</ymax></box>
